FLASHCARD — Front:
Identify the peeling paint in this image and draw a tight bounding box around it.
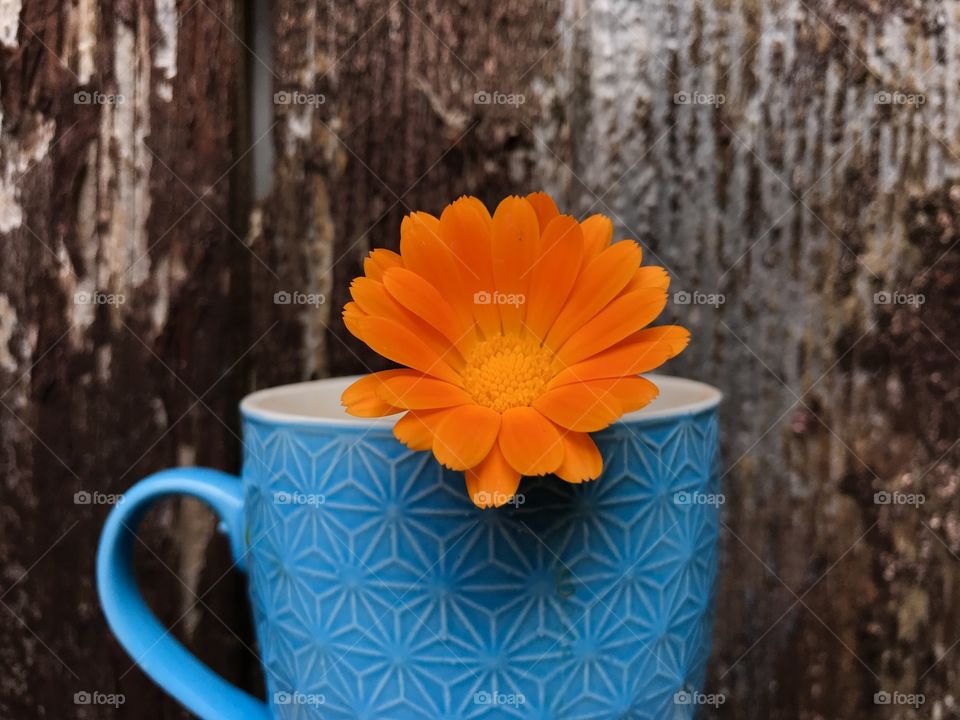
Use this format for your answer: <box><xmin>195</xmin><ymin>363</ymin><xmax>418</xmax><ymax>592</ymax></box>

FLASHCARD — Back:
<box><xmin>527</xmin><ymin>1</ymin><xmax>960</xmax><ymax>715</ymax></box>
<box><xmin>68</xmin><ymin>0</ymin><xmax>98</xmax><ymax>84</ymax></box>
<box><xmin>0</xmin><ymin>0</ymin><xmax>21</xmax><ymax>49</ymax></box>
<box><xmin>1</xmin><ymin>0</ymin><xmax>249</xmax><ymax>711</ymax></box>
<box><xmin>0</xmin><ymin>176</ymin><xmax>22</xmax><ymax>232</ymax></box>
<box><xmin>302</xmin><ymin>177</ymin><xmax>334</xmax><ymax>378</ymax></box>
<box><xmin>0</xmin><ymin>293</ymin><xmax>17</xmax><ymax>372</ymax></box>
<box><xmin>285</xmin><ymin>108</ymin><xmax>314</xmax><ymax>148</ymax></box>
<box><xmin>153</xmin><ymin>0</ymin><xmax>178</xmax><ymax>101</ymax></box>
<box><xmin>0</xmin><ymin>115</ymin><xmax>56</xmax><ymax>233</ymax></box>
<box><xmin>104</xmin><ymin>14</ymin><xmax>152</xmax><ymax>288</ymax></box>
<box><xmin>172</xmin><ymin>444</ymin><xmax>216</xmax><ymax>638</ymax></box>
<box><xmin>14</xmin><ymin>116</ymin><xmax>55</xmax><ymax>171</ymax></box>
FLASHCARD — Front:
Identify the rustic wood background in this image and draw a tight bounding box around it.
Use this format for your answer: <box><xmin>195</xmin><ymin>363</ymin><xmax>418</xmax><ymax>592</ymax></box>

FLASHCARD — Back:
<box><xmin>2</xmin><ymin>0</ymin><xmax>959</xmax><ymax>718</ymax></box>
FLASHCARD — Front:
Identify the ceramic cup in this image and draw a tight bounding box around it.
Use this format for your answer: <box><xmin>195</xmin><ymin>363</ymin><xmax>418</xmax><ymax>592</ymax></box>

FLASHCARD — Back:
<box><xmin>97</xmin><ymin>374</ymin><xmax>722</xmax><ymax>719</ymax></box>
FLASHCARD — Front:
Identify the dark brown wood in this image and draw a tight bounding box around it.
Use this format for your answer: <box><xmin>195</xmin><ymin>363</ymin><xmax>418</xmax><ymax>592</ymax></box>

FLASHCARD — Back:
<box><xmin>2</xmin><ymin>0</ymin><xmax>959</xmax><ymax>718</ymax></box>
<box><xmin>0</xmin><ymin>0</ymin><xmax>256</xmax><ymax>716</ymax></box>
<box><xmin>259</xmin><ymin>1</ymin><xmax>960</xmax><ymax>719</ymax></box>
<box><xmin>253</xmin><ymin>0</ymin><xmax>562</xmax><ymax>381</ymax></box>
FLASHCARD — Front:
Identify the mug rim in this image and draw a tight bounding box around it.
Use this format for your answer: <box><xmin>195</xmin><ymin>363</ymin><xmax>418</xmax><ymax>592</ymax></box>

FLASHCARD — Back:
<box><xmin>240</xmin><ymin>373</ymin><xmax>722</xmax><ymax>429</ymax></box>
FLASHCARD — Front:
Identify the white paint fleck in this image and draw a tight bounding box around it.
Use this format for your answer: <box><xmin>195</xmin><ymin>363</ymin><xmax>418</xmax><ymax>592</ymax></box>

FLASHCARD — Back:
<box><xmin>150</xmin><ymin>256</ymin><xmax>171</xmax><ymax>333</ymax></box>
<box><xmin>16</xmin><ymin>116</ymin><xmax>55</xmax><ymax>171</ymax></box>
<box><xmin>302</xmin><ymin>182</ymin><xmax>334</xmax><ymax>379</ymax></box>
<box><xmin>285</xmin><ymin>108</ymin><xmax>314</xmax><ymax>148</ymax></box>
<box><xmin>69</xmin><ymin>277</ymin><xmax>96</xmax><ymax>338</ymax></box>
<box><xmin>150</xmin><ymin>396</ymin><xmax>167</xmax><ymax>428</ymax></box>
<box><xmin>0</xmin><ymin>293</ymin><xmax>17</xmax><ymax>372</ymax></box>
<box><xmin>0</xmin><ymin>115</ymin><xmax>55</xmax><ymax>233</ymax></box>
<box><xmin>95</xmin><ymin>345</ymin><xmax>112</xmax><ymax>383</ymax></box>
<box><xmin>103</xmin><ymin>16</ymin><xmax>152</xmax><ymax>288</ymax></box>
<box><xmin>0</xmin><ymin>0</ymin><xmax>22</xmax><ymax>49</ymax></box>
<box><xmin>0</xmin><ymin>178</ymin><xmax>22</xmax><ymax>232</ymax></box>
<box><xmin>173</xmin><ymin>443</ymin><xmax>216</xmax><ymax>638</ymax></box>
<box><xmin>73</xmin><ymin>0</ymin><xmax>97</xmax><ymax>84</ymax></box>
<box><xmin>154</xmin><ymin>0</ymin><xmax>178</xmax><ymax>102</ymax></box>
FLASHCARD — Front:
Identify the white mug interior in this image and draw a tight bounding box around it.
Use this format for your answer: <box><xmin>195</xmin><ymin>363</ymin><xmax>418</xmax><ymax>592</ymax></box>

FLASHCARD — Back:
<box><xmin>241</xmin><ymin>374</ymin><xmax>722</xmax><ymax>427</ymax></box>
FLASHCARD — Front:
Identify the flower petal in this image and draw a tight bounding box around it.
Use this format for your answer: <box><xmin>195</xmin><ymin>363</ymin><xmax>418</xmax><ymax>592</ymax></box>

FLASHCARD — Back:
<box><xmin>393</xmin><ymin>409</ymin><xmax>448</xmax><ymax>450</ymax></box>
<box><xmin>525</xmin><ymin>191</ymin><xmax>560</xmax><ymax>233</ymax></box>
<box><xmin>342</xmin><ymin>302</ymin><xmax>366</xmax><ymax>338</ymax></box>
<box><xmin>376</xmin><ymin>373</ymin><xmax>474</xmax><ymax>409</ymax></box>
<box><xmin>440</xmin><ymin>197</ymin><xmax>501</xmax><ymax>338</ymax></box>
<box><xmin>341</xmin><ymin>370</ymin><xmax>411</xmax><ymax>417</ymax></box>
<box><xmin>545</xmin><ymin>240</ymin><xmax>642</xmax><ymax>351</ymax></box>
<box><xmin>524</xmin><ymin>215</ymin><xmax>584</xmax><ymax>340</ymax></box>
<box><xmin>491</xmin><ymin>196</ymin><xmax>540</xmax><ymax>334</ymax></box>
<box><xmin>399</xmin><ymin>211</ymin><xmax>441</xmax><ymax>259</ymax></box>
<box><xmin>350</xmin><ymin>315</ymin><xmax>462</xmax><ymax>386</ymax></box>
<box><xmin>602</xmin><ymin>376</ymin><xmax>660</xmax><ymax>413</ymax></box>
<box><xmin>498</xmin><ymin>406</ymin><xmax>564</xmax><ymax>475</ymax></box>
<box><xmin>549</xmin><ymin>326</ymin><xmax>690</xmax><ymax>387</ymax></box>
<box><xmin>580</xmin><ymin>214</ymin><xmax>613</xmax><ymax>264</ymax></box>
<box><xmin>344</xmin><ymin>396</ymin><xmax>403</xmax><ymax>417</ymax></box>
<box><xmin>350</xmin><ymin>277</ymin><xmax>464</xmax><ymax>367</ymax></box>
<box><xmin>634</xmin><ymin>324</ymin><xmax>692</xmax><ymax>355</ymax></box>
<box><xmin>399</xmin><ymin>212</ymin><xmax>477</xmax><ymax>332</ymax></box>
<box><xmin>382</xmin><ymin>267</ymin><xmax>474</xmax><ymax>352</ymax></box>
<box><xmin>532</xmin><ymin>382</ymin><xmax>622</xmax><ymax>432</ymax></box>
<box><xmin>432</xmin><ymin>404</ymin><xmax>501</xmax><ymax>470</ymax></box>
<box><xmin>363</xmin><ymin>248</ymin><xmax>403</xmax><ymax>281</ymax></box>
<box><xmin>554</xmin><ymin>431</ymin><xmax>603</xmax><ymax>483</ymax></box>
<box><xmin>556</xmin><ymin>287</ymin><xmax>668</xmax><ymax>366</ymax></box>
<box><xmin>622</xmin><ymin>265</ymin><xmax>670</xmax><ymax>294</ymax></box>
<box><xmin>463</xmin><ymin>196</ymin><xmax>493</xmax><ymax>225</ymax></box>
<box><xmin>465</xmin><ymin>443</ymin><xmax>522</xmax><ymax>508</ymax></box>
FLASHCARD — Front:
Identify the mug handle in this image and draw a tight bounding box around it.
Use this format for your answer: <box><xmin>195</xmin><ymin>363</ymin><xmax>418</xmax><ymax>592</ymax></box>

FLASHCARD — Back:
<box><xmin>96</xmin><ymin>467</ymin><xmax>270</xmax><ymax>720</ymax></box>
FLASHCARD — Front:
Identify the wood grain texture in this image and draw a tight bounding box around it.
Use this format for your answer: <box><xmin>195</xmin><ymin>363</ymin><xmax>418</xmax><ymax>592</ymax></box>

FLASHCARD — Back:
<box><xmin>539</xmin><ymin>1</ymin><xmax>960</xmax><ymax>718</ymax></box>
<box><xmin>254</xmin><ymin>0</ymin><xmax>561</xmax><ymax>380</ymax></box>
<box><xmin>1</xmin><ymin>0</ymin><xmax>958</xmax><ymax>718</ymax></box>
<box><xmin>261</xmin><ymin>1</ymin><xmax>960</xmax><ymax>718</ymax></box>
<box><xmin>0</xmin><ymin>0</ymin><xmax>256</xmax><ymax>716</ymax></box>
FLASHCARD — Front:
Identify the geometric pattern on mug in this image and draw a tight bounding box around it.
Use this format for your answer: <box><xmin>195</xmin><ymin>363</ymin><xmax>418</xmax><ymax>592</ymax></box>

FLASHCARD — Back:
<box><xmin>242</xmin><ymin>410</ymin><xmax>720</xmax><ymax>719</ymax></box>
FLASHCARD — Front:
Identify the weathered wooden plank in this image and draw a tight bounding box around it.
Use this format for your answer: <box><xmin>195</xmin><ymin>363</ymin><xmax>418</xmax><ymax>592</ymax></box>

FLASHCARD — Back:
<box><xmin>254</xmin><ymin>0</ymin><xmax>561</xmax><ymax>380</ymax></box>
<box><xmin>260</xmin><ymin>1</ymin><xmax>960</xmax><ymax>718</ymax></box>
<box><xmin>0</xmin><ymin>0</ymin><xmax>255</xmax><ymax>716</ymax></box>
<box><xmin>2</xmin><ymin>0</ymin><xmax>958</xmax><ymax>718</ymax></box>
<box><xmin>532</xmin><ymin>2</ymin><xmax>960</xmax><ymax>718</ymax></box>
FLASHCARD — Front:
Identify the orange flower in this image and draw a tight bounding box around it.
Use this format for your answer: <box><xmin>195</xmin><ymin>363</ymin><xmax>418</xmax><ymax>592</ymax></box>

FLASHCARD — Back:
<box><xmin>341</xmin><ymin>193</ymin><xmax>689</xmax><ymax>508</ymax></box>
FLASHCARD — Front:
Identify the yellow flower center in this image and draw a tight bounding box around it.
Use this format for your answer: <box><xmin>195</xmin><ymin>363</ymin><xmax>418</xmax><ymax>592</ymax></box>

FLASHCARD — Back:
<box><xmin>462</xmin><ymin>335</ymin><xmax>555</xmax><ymax>413</ymax></box>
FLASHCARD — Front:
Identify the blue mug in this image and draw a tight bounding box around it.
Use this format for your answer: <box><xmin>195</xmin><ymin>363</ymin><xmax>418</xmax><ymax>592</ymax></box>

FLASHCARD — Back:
<box><xmin>97</xmin><ymin>374</ymin><xmax>722</xmax><ymax>719</ymax></box>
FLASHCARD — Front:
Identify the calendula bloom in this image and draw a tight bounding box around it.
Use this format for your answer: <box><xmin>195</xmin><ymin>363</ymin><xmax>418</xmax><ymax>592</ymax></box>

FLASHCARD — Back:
<box><xmin>341</xmin><ymin>193</ymin><xmax>689</xmax><ymax>508</ymax></box>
